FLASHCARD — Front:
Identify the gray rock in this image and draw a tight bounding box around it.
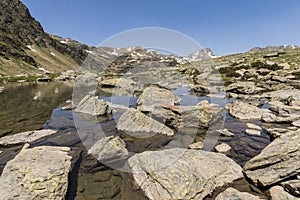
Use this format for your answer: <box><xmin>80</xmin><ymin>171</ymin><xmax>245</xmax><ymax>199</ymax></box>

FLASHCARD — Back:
<box><xmin>137</xmin><ymin>86</ymin><xmax>180</xmax><ymax>112</ymax></box>
<box><xmin>88</xmin><ymin>136</ymin><xmax>128</xmax><ymax>163</ymax></box>
<box><xmin>226</xmin><ymin>81</ymin><xmax>263</xmax><ymax>95</ymax></box>
<box><xmin>0</xmin><ymin>146</ymin><xmax>72</xmax><ymax>199</ymax></box>
<box><xmin>244</xmin><ymin>130</ymin><xmax>300</xmax><ymax>187</ymax></box>
<box><xmin>281</xmin><ymin>179</ymin><xmax>300</xmax><ymax>197</ymax></box>
<box><xmin>189</xmin><ymin>141</ymin><xmax>203</xmax><ymax>149</ymax></box>
<box><xmin>215</xmin><ymin>187</ymin><xmax>261</xmax><ymax>200</ymax></box>
<box><xmin>292</xmin><ymin>120</ymin><xmax>300</xmax><ymax>128</ymax></box>
<box><xmin>116</xmin><ymin>108</ymin><xmax>174</xmax><ymax>137</ymax></box>
<box><xmin>217</xmin><ymin>129</ymin><xmax>235</xmax><ymax>137</ymax></box>
<box><xmin>0</xmin><ymin>129</ymin><xmax>57</xmax><ymax>146</ymax></box>
<box><xmin>269</xmin><ymin>186</ymin><xmax>298</xmax><ymax>200</ymax></box>
<box><xmin>215</xmin><ymin>143</ymin><xmax>231</xmax><ymax>153</ymax></box>
<box><xmin>262</xmin><ymin>113</ymin><xmax>300</xmax><ymax>123</ymax></box>
<box><xmin>226</xmin><ymin>101</ymin><xmax>267</xmax><ymax>120</ymax></box>
<box><xmin>262</xmin><ymin>89</ymin><xmax>300</xmax><ymax>102</ymax></box>
<box><xmin>75</xmin><ymin>95</ymin><xmax>112</xmax><ymax>116</ymax></box>
<box><xmin>265</xmin><ymin>127</ymin><xmax>290</xmax><ymax>139</ymax></box>
<box><xmin>124</xmin><ymin>148</ymin><xmax>243</xmax><ymax>200</ymax></box>
<box><xmin>246</xmin><ymin>123</ymin><xmax>262</xmax><ymax>131</ymax></box>
<box><xmin>246</xmin><ymin>129</ymin><xmax>261</xmax><ymax>136</ymax></box>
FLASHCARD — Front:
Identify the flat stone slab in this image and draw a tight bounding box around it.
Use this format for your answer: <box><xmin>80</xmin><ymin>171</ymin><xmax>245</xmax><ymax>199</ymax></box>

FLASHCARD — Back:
<box><xmin>0</xmin><ymin>129</ymin><xmax>57</xmax><ymax>146</ymax></box>
<box><xmin>0</xmin><ymin>146</ymin><xmax>72</xmax><ymax>199</ymax></box>
<box><xmin>215</xmin><ymin>143</ymin><xmax>231</xmax><ymax>153</ymax></box>
<box><xmin>124</xmin><ymin>148</ymin><xmax>243</xmax><ymax>200</ymax></box>
<box><xmin>269</xmin><ymin>186</ymin><xmax>298</xmax><ymax>200</ymax></box>
<box><xmin>244</xmin><ymin>130</ymin><xmax>300</xmax><ymax>187</ymax></box>
<box><xmin>216</xmin><ymin>187</ymin><xmax>261</xmax><ymax>200</ymax></box>
<box><xmin>116</xmin><ymin>108</ymin><xmax>174</xmax><ymax>137</ymax></box>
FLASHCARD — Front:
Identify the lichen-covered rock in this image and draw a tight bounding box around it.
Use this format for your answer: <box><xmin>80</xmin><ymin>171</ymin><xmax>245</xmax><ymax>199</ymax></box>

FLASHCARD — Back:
<box><xmin>116</xmin><ymin>108</ymin><xmax>174</xmax><ymax>136</ymax></box>
<box><xmin>0</xmin><ymin>129</ymin><xmax>57</xmax><ymax>146</ymax></box>
<box><xmin>0</xmin><ymin>146</ymin><xmax>72</xmax><ymax>199</ymax></box>
<box><xmin>226</xmin><ymin>101</ymin><xmax>267</xmax><ymax>120</ymax></box>
<box><xmin>74</xmin><ymin>95</ymin><xmax>112</xmax><ymax>116</ymax></box>
<box><xmin>123</xmin><ymin>148</ymin><xmax>243</xmax><ymax>200</ymax></box>
<box><xmin>244</xmin><ymin>130</ymin><xmax>300</xmax><ymax>187</ymax></box>
<box><xmin>215</xmin><ymin>187</ymin><xmax>261</xmax><ymax>200</ymax></box>
<box><xmin>88</xmin><ymin>136</ymin><xmax>128</xmax><ymax>163</ymax></box>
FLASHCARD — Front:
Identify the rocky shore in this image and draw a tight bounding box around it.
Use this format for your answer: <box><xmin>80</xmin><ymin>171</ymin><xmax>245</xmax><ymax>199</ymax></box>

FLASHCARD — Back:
<box><xmin>0</xmin><ymin>46</ymin><xmax>300</xmax><ymax>199</ymax></box>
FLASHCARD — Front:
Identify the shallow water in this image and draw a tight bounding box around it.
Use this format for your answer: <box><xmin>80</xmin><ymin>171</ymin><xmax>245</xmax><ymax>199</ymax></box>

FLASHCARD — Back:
<box><xmin>0</xmin><ymin>82</ymin><xmax>276</xmax><ymax>199</ymax></box>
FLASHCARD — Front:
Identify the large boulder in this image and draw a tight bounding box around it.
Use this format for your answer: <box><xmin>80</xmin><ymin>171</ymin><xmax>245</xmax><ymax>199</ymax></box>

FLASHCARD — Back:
<box><xmin>88</xmin><ymin>136</ymin><xmax>128</xmax><ymax>163</ymax></box>
<box><xmin>116</xmin><ymin>108</ymin><xmax>174</xmax><ymax>137</ymax></box>
<box><xmin>123</xmin><ymin>148</ymin><xmax>243</xmax><ymax>200</ymax></box>
<box><xmin>226</xmin><ymin>101</ymin><xmax>267</xmax><ymax>120</ymax></box>
<box><xmin>0</xmin><ymin>145</ymin><xmax>72</xmax><ymax>199</ymax></box>
<box><xmin>0</xmin><ymin>129</ymin><xmax>57</xmax><ymax>146</ymax></box>
<box><xmin>137</xmin><ymin>86</ymin><xmax>180</xmax><ymax>112</ymax></box>
<box><xmin>215</xmin><ymin>187</ymin><xmax>261</xmax><ymax>200</ymax></box>
<box><xmin>244</xmin><ymin>130</ymin><xmax>300</xmax><ymax>187</ymax></box>
<box><xmin>74</xmin><ymin>95</ymin><xmax>112</xmax><ymax>116</ymax></box>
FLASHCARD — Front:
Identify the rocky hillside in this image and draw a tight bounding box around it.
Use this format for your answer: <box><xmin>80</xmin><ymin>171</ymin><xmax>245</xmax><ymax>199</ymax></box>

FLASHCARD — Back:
<box><xmin>0</xmin><ymin>0</ymin><xmax>93</xmax><ymax>76</ymax></box>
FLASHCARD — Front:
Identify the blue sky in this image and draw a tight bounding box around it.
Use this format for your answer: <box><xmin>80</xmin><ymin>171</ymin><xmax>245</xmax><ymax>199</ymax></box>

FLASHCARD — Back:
<box><xmin>22</xmin><ymin>0</ymin><xmax>300</xmax><ymax>55</ymax></box>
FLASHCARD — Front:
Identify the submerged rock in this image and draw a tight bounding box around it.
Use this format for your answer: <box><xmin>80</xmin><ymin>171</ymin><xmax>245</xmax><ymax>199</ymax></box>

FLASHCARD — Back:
<box><xmin>88</xmin><ymin>136</ymin><xmax>128</xmax><ymax>163</ymax></box>
<box><xmin>226</xmin><ymin>101</ymin><xmax>267</xmax><ymax>120</ymax></box>
<box><xmin>74</xmin><ymin>95</ymin><xmax>112</xmax><ymax>116</ymax></box>
<box><xmin>116</xmin><ymin>108</ymin><xmax>174</xmax><ymax>137</ymax></box>
<box><xmin>123</xmin><ymin>148</ymin><xmax>243</xmax><ymax>200</ymax></box>
<box><xmin>0</xmin><ymin>145</ymin><xmax>72</xmax><ymax>199</ymax></box>
<box><xmin>215</xmin><ymin>187</ymin><xmax>261</xmax><ymax>200</ymax></box>
<box><xmin>0</xmin><ymin>129</ymin><xmax>57</xmax><ymax>146</ymax></box>
<box><xmin>244</xmin><ymin>130</ymin><xmax>300</xmax><ymax>187</ymax></box>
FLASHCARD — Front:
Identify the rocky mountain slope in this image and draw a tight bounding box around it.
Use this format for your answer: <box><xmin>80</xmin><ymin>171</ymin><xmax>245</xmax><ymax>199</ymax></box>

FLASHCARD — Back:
<box><xmin>0</xmin><ymin>0</ymin><xmax>93</xmax><ymax>76</ymax></box>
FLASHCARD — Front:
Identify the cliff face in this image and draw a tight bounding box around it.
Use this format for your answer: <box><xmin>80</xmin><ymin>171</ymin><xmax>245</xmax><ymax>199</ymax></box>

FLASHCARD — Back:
<box><xmin>0</xmin><ymin>0</ymin><xmax>93</xmax><ymax>76</ymax></box>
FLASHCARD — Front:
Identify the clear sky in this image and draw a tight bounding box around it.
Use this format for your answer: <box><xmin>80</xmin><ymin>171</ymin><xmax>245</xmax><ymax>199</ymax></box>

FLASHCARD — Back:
<box><xmin>22</xmin><ymin>0</ymin><xmax>300</xmax><ymax>55</ymax></box>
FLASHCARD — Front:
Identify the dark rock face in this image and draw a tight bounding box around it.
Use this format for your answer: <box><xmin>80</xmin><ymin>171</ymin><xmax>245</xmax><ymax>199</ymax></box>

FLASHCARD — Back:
<box><xmin>0</xmin><ymin>0</ymin><xmax>92</xmax><ymax>74</ymax></box>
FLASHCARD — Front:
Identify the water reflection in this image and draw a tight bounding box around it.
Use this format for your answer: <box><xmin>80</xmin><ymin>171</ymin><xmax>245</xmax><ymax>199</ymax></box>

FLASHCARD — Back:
<box><xmin>0</xmin><ymin>82</ymin><xmax>73</xmax><ymax>136</ymax></box>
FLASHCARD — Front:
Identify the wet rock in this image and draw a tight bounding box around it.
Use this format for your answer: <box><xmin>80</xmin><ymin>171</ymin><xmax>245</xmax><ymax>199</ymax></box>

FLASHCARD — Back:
<box><xmin>217</xmin><ymin>129</ymin><xmax>234</xmax><ymax>137</ymax></box>
<box><xmin>244</xmin><ymin>130</ymin><xmax>300</xmax><ymax>187</ymax></box>
<box><xmin>215</xmin><ymin>143</ymin><xmax>231</xmax><ymax>153</ymax></box>
<box><xmin>74</xmin><ymin>95</ymin><xmax>112</xmax><ymax>116</ymax></box>
<box><xmin>0</xmin><ymin>129</ymin><xmax>57</xmax><ymax>146</ymax></box>
<box><xmin>246</xmin><ymin>129</ymin><xmax>261</xmax><ymax>136</ymax></box>
<box><xmin>0</xmin><ymin>146</ymin><xmax>72</xmax><ymax>199</ymax></box>
<box><xmin>116</xmin><ymin>108</ymin><xmax>174</xmax><ymax>136</ymax></box>
<box><xmin>88</xmin><ymin>136</ymin><xmax>128</xmax><ymax>163</ymax></box>
<box><xmin>226</xmin><ymin>101</ymin><xmax>267</xmax><ymax>120</ymax></box>
<box><xmin>189</xmin><ymin>141</ymin><xmax>203</xmax><ymax>149</ymax></box>
<box><xmin>281</xmin><ymin>178</ymin><xmax>300</xmax><ymax>197</ymax></box>
<box><xmin>123</xmin><ymin>148</ymin><xmax>243</xmax><ymax>200</ymax></box>
<box><xmin>137</xmin><ymin>86</ymin><xmax>180</xmax><ymax>112</ymax></box>
<box><xmin>215</xmin><ymin>187</ymin><xmax>261</xmax><ymax>200</ymax></box>
<box><xmin>269</xmin><ymin>186</ymin><xmax>298</xmax><ymax>200</ymax></box>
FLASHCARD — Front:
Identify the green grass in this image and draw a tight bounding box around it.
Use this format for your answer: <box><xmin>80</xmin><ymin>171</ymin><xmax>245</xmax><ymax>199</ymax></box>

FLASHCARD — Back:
<box><xmin>0</xmin><ymin>74</ymin><xmax>60</xmax><ymax>83</ymax></box>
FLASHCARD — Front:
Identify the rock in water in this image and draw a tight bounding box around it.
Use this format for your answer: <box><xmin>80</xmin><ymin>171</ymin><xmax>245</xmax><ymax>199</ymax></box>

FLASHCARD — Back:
<box><xmin>74</xmin><ymin>95</ymin><xmax>112</xmax><ymax>116</ymax></box>
<box><xmin>244</xmin><ymin>130</ymin><xmax>300</xmax><ymax>187</ymax></box>
<box><xmin>116</xmin><ymin>108</ymin><xmax>174</xmax><ymax>137</ymax></box>
<box><xmin>123</xmin><ymin>148</ymin><xmax>243</xmax><ymax>200</ymax></box>
<box><xmin>215</xmin><ymin>143</ymin><xmax>231</xmax><ymax>153</ymax></box>
<box><xmin>137</xmin><ymin>86</ymin><xmax>180</xmax><ymax>112</ymax></box>
<box><xmin>215</xmin><ymin>187</ymin><xmax>261</xmax><ymax>200</ymax></box>
<box><xmin>0</xmin><ymin>146</ymin><xmax>72</xmax><ymax>199</ymax></box>
<box><xmin>226</xmin><ymin>101</ymin><xmax>267</xmax><ymax>120</ymax></box>
<box><xmin>0</xmin><ymin>129</ymin><xmax>57</xmax><ymax>146</ymax></box>
<box><xmin>269</xmin><ymin>186</ymin><xmax>298</xmax><ymax>200</ymax></box>
<box><xmin>88</xmin><ymin>136</ymin><xmax>128</xmax><ymax>163</ymax></box>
